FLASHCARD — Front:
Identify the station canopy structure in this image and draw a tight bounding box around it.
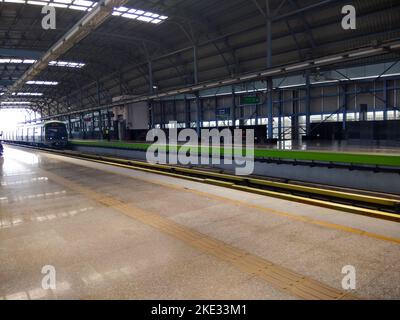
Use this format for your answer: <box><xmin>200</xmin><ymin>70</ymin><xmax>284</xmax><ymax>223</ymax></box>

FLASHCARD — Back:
<box><xmin>0</xmin><ymin>0</ymin><xmax>400</xmax><ymax>117</ymax></box>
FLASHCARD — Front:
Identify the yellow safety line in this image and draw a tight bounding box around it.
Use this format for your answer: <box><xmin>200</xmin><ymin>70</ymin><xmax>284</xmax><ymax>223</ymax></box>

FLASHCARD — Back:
<box><xmin>13</xmin><ymin>144</ymin><xmax>400</xmax><ymax>211</ymax></box>
<box><xmin>40</xmin><ymin>150</ymin><xmax>400</xmax><ymax>245</ymax></box>
<box><xmin>71</xmin><ymin>152</ymin><xmax>400</xmax><ymax>206</ymax></box>
<box><xmin>55</xmin><ymin>153</ymin><xmax>400</xmax><ymax>220</ymax></box>
<box><xmin>38</xmin><ymin>167</ymin><xmax>357</xmax><ymax>300</ymax></box>
<box><xmin>25</xmin><ymin>144</ymin><xmax>400</xmax><ymax>207</ymax></box>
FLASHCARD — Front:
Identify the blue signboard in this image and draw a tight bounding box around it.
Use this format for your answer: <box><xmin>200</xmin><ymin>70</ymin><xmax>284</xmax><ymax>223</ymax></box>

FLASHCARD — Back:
<box><xmin>216</xmin><ymin>108</ymin><xmax>230</xmax><ymax>117</ymax></box>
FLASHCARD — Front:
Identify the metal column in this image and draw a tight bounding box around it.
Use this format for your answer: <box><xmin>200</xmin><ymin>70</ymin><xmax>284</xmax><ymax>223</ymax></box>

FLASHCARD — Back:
<box><xmin>148</xmin><ymin>59</ymin><xmax>154</xmax><ymax>94</ymax></box>
<box><xmin>265</xmin><ymin>1</ymin><xmax>273</xmax><ymax>141</ymax></box>
<box><xmin>267</xmin><ymin>78</ymin><xmax>273</xmax><ymax>140</ymax></box>
<box><xmin>195</xmin><ymin>93</ymin><xmax>201</xmax><ymax>136</ymax></box>
<box><xmin>185</xmin><ymin>96</ymin><xmax>191</xmax><ymax>128</ymax></box>
<box><xmin>384</xmin><ymin>79</ymin><xmax>388</xmax><ymax>121</ymax></box>
<box><xmin>91</xmin><ymin>112</ymin><xmax>95</xmax><ymax>139</ymax></box>
<box><xmin>305</xmin><ymin>72</ymin><xmax>311</xmax><ymax>137</ymax></box>
<box><xmin>278</xmin><ymin>90</ymin><xmax>283</xmax><ymax>142</ymax></box>
<box><xmin>231</xmin><ymin>86</ymin><xmax>236</xmax><ymax>127</ymax></box>
<box><xmin>68</xmin><ymin>115</ymin><xmax>72</xmax><ymax>138</ymax></box>
<box><xmin>193</xmin><ymin>46</ymin><xmax>199</xmax><ymax>85</ymax></box>
<box><xmin>98</xmin><ymin>110</ymin><xmax>103</xmax><ymax>139</ymax></box>
<box><xmin>148</xmin><ymin>100</ymin><xmax>154</xmax><ymax>129</ymax></box>
<box><xmin>342</xmin><ymin>84</ymin><xmax>348</xmax><ymax>133</ymax></box>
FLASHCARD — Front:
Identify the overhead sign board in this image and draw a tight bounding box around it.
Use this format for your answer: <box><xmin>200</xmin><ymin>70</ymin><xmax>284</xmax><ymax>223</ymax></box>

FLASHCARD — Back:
<box><xmin>240</xmin><ymin>96</ymin><xmax>260</xmax><ymax>105</ymax></box>
<box><xmin>216</xmin><ymin>108</ymin><xmax>230</xmax><ymax>118</ymax></box>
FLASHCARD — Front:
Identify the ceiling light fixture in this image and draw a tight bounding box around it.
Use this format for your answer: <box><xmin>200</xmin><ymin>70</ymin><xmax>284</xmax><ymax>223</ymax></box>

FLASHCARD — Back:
<box><xmin>2</xmin><ymin>1</ymin><xmax>169</xmax><ymax>24</ymax></box>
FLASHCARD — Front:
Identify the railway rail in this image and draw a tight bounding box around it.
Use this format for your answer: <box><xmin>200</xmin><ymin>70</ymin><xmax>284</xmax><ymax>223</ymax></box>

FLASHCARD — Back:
<box><xmin>4</xmin><ymin>142</ymin><xmax>400</xmax><ymax>223</ymax></box>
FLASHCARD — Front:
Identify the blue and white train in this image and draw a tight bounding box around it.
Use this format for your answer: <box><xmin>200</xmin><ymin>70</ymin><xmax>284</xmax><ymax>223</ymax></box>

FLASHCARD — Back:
<box><xmin>1</xmin><ymin>120</ymin><xmax>68</xmax><ymax>148</ymax></box>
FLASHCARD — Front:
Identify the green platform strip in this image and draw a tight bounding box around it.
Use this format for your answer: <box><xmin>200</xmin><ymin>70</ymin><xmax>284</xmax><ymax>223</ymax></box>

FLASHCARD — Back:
<box><xmin>69</xmin><ymin>140</ymin><xmax>400</xmax><ymax>167</ymax></box>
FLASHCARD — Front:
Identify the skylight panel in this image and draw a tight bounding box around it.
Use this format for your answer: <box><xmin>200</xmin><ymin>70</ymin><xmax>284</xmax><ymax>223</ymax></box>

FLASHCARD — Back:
<box><xmin>27</xmin><ymin>1</ymin><xmax>49</xmax><ymax>6</ymax></box>
<box><xmin>49</xmin><ymin>2</ymin><xmax>68</xmax><ymax>7</ymax></box>
<box><xmin>1</xmin><ymin>101</ymin><xmax>31</xmax><ymax>104</ymax></box>
<box><xmin>73</xmin><ymin>0</ymin><xmax>93</xmax><ymax>7</ymax></box>
<box><xmin>13</xmin><ymin>92</ymin><xmax>44</xmax><ymax>96</ymax></box>
<box><xmin>69</xmin><ymin>4</ymin><xmax>88</xmax><ymax>11</ymax></box>
<box><xmin>26</xmin><ymin>81</ymin><xmax>59</xmax><ymax>85</ymax></box>
<box><xmin>113</xmin><ymin>7</ymin><xmax>168</xmax><ymax>23</ymax></box>
<box><xmin>4</xmin><ymin>0</ymin><xmax>26</xmax><ymax>3</ymax></box>
<box><xmin>6</xmin><ymin>59</ymin><xmax>75</xmax><ymax>67</ymax></box>
<box><xmin>48</xmin><ymin>60</ymin><xmax>86</xmax><ymax>68</ymax></box>
<box><xmin>122</xmin><ymin>13</ymin><xmax>138</xmax><ymax>20</ymax></box>
<box><xmin>67</xmin><ymin>62</ymin><xmax>84</xmax><ymax>67</ymax></box>
<box><xmin>2</xmin><ymin>1</ymin><xmax>169</xmax><ymax>24</ymax></box>
<box><xmin>115</xmin><ymin>6</ymin><xmax>128</xmax><ymax>12</ymax></box>
<box><xmin>137</xmin><ymin>16</ymin><xmax>153</xmax><ymax>23</ymax></box>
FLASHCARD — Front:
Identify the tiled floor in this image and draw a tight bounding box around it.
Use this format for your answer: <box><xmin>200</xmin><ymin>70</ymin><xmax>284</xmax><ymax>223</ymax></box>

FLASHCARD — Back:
<box><xmin>0</xmin><ymin>145</ymin><xmax>399</xmax><ymax>300</ymax></box>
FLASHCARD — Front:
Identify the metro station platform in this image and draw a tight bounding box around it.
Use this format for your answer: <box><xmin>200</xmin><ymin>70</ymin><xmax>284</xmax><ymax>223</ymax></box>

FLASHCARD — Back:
<box><xmin>69</xmin><ymin>139</ymin><xmax>400</xmax><ymax>168</ymax></box>
<box><xmin>1</xmin><ymin>145</ymin><xmax>399</xmax><ymax>300</ymax></box>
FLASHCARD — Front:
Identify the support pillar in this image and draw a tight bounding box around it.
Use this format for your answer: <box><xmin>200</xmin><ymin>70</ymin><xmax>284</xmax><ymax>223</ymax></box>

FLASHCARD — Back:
<box><xmin>305</xmin><ymin>72</ymin><xmax>311</xmax><ymax>137</ymax></box>
<box><xmin>68</xmin><ymin>115</ymin><xmax>72</xmax><ymax>139</ymax></box>
<box><xmin>384</xmin><ymin>79</ymin><xmax>388</xmax><ymax>121</ymax></box>
<box><xmin>195</xmin><ymin>93</ymin><xmax>201</xmax><ymax>136</ymax></box>
<box><xmin>193</xmin><ymin>46</ymin><xmax>199</xmax><ymax>85</ymax></box>
<box><xmin>267</xmin><ymin>78</ymin><xmax>274</xmax><ymax>140</ymax></box>
<box><xmin>231</xmin><ymin>86</ymin><xmax>236</xmax><ymax>127</ymax></box>
<box><xmin>278</xmin><ymin>90</ymin><xmax>283</xmax><ymax>143</ymax></box>
<box><xmin>148</xmin><ymin>100</ymin><xmax>154</xmax><ymax>129</ymax></box>
<box><xmin>92</xmin><ymin>112</ymin><xmax>95</xmax><ymax>139</ymax></box>
<box><xmin>292</xmin><ymin>90</ymin><xmax>299</xmax><ymax>143</ymax></box>
<box><xmin>98</xmin><ymin>110</ymin><xmax>103</xmax><ymax>139</ymax></box>
<box><xmin>342</xmin><ymin>84</ymin><xmax>348</xmax><ymax>134</ymax></box>
<box><xmin>185</xmin><ymin>96</ymin><xmax>191</xmax><ymax>129</ymax></box>
<box><xmin>148</xmin><ymin>60</ymin><xmax>154</xmax><ymax>94</ymax></box>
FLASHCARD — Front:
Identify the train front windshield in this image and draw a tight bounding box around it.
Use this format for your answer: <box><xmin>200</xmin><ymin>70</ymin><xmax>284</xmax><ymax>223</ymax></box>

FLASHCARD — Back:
<box><xmin>45</xmin><ymin>123</ymin><xmax>68</xmax><ymax>140</ymax></box>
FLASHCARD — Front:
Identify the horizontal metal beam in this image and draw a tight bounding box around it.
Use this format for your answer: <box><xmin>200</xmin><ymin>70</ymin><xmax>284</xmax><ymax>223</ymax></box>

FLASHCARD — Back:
<box><xmin>0</xmin><ymin>48</ymin><xmax>44</xmax><ymax>59</ymax></box>
<box><xmin>0</xmin><ymin>80</ymin><xmax>15</xmax><ymax>85</ymax></box>
<box><xmin>2</xmin><ymin>0</ymin><xmax>127</xmax><ymax>98</ymax></box>
<box><xmin>43</xmin><ymin>38</ymin><xmax>400</xmax><ymax>119</ymax></box>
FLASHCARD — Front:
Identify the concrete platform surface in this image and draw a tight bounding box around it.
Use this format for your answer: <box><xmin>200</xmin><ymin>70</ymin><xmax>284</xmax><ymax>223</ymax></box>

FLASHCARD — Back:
<box><xmin>0</xmin><ymin>145</ymin><xmax>399</xmax><ymax>300</ymax></box>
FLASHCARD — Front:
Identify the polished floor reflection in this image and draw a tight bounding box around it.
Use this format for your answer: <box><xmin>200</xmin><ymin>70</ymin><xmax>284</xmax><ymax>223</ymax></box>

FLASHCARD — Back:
<box><xmin>1</xmin><ymin>145</ymin><xmax>399</xmax><ymax>300</ymax></box>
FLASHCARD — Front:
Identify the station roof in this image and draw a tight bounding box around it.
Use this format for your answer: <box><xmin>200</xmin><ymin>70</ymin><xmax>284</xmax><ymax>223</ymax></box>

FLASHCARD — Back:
<box><xmin>0</xmin><ymin>0</ymin><xmax>400</xmax><ymax>115</ymax></box>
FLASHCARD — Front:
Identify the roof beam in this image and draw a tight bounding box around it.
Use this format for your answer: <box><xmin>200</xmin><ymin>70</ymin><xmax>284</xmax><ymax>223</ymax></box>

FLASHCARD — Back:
<box><xmin>42</xmin><ymin>38</ymin><xmax>400</xmax><ymax>119</ymax></box>
<box><xmin>0</xmin><ymin>48</ymin><xmax>44</xmax><ymax>59</ymax></box>
<box><xmin>2</xmin><ymin>0</ymin><xmax>127</xmax><ymax>98</ymax></box>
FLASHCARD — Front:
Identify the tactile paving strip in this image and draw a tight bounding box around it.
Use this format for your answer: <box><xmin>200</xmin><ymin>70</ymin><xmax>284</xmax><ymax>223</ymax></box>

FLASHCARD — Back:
<box><xmin>42</xmin><ymin>168</ymin><xmax>358</xmax><ymax>300</ymax></box>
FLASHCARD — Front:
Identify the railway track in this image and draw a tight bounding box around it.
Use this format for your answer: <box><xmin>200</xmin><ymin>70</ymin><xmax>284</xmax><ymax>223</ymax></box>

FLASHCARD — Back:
<box><xmin>5</xmin><ymin>142</ymin><xmax>400</xmax><ymax>223</ymax></box>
